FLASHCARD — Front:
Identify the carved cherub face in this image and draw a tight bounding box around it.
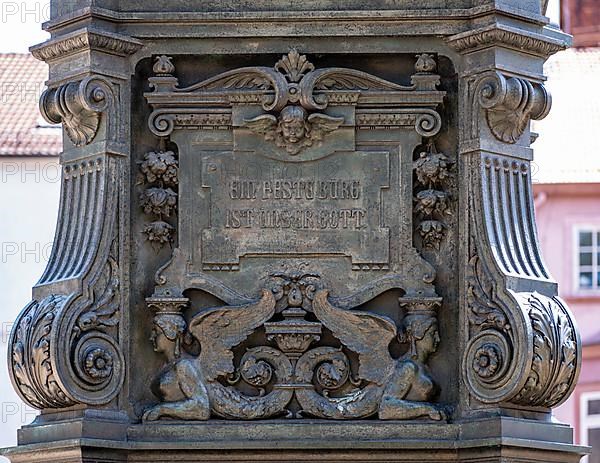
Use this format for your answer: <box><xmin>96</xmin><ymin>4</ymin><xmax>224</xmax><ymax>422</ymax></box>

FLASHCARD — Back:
<box><xmin>278</xmin><ymin>106</ymin><xmax>308</xmax><ymax>144</ymax></box>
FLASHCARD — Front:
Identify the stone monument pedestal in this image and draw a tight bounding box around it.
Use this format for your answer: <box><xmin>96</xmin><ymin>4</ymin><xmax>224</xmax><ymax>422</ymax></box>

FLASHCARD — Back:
<box><xmin>3</xmin><ymin>1</ymin><xmax>587</xmax><ymax>462</ymax></box>
<box><xmin>6</xmin><ymin>418</ymin><xmax>586</xmax><ymax>462</ymax></box>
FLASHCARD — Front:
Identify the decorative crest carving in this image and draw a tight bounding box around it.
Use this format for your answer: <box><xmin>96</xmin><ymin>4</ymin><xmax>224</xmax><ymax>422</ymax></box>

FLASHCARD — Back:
<box><xmin>146</xmin><ymin>50</ymin><xmax>445</xmax><ymax>141</ymax></box>
<box><xmin>143</xmin><ymin>274</ymin><xmax>446</xmax><ymax>421</ymax></box>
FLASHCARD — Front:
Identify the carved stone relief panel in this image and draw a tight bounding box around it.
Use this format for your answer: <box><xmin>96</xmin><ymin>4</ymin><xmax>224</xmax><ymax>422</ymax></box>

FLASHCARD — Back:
<box><xmin>143</xmin><ymin>273</ymin><xmax>446</xmax><ymax>421</ymax></box>
<box><xmin>143</xmin><ymin>51</ymin><xmax>446</xmax><ymax>304</ymax></box>
<box><xmin>136</xmin><ymin>51</ymin><xmax>454</xmax><ymax>421</ymax></box>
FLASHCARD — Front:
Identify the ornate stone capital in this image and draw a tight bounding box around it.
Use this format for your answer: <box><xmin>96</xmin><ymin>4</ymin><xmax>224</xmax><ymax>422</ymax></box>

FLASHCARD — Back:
<box><xmin>474</xmin><ymin>71</ymin><xmax>551</xmax><ymax>144</ymax></box>
<box><xmin>40</xmin><ymin>76</ymin><xmax>115</xmax><ymax>146</ymax></box>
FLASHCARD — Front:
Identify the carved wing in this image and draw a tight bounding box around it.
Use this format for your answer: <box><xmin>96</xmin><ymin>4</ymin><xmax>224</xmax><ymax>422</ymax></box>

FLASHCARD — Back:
<box><xmin>312</xmin><ymin>290</ymin><xmax>397</xmax><ymax>385</ymax></box>
<box><xmin>242</xmin><ymin>114</ymin><xmax>278</xmax><ymax>139</ymax></box>
<box><xmin>307</xmin><ymin>113</ymin><xmax>344</xmax><ymax>142</ymax></box>
<box><xmin>188</xmin><ymin>289</ymin><xmax>276</xmax><ymax>382</ymax></box>
<box><xmin>308</xmin><ymin>68</ymin><xmax>412</xmax><ymax>92</ymax></box>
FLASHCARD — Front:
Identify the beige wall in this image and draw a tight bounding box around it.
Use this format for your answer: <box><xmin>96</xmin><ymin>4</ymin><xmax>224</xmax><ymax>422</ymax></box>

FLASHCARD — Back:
<box><xmin>0</xmin><ymin>156</ymin><xmax>60</xmax><ymax>453</ymax></box>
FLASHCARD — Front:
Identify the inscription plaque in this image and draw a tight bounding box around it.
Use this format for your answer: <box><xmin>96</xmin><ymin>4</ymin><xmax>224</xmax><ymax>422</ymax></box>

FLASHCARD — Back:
<box><xmin>200</xmin><ymin>150</ymin><xmax>390</xmax><ymax>266</ymax></box>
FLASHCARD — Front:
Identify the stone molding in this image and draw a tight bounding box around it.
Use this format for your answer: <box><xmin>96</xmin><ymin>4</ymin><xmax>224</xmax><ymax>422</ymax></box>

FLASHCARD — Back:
<box><xmin>446</xmin><ymin>24</ymin><xmax>569</xmax><ymax>59</ymax></box>
<box><xmin>31</xmin><ymin>28</ymin><xmax>143</xmax><ymax>62</ymax></box>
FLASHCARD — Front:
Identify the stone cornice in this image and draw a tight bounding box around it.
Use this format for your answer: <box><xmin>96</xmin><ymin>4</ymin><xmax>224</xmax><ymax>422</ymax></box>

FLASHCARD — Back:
<box><xmin>445</xmin><ymin>24</ymin><xmax>570</xmax><ymax>58</ymax></box>
<box><xmin>30</xmin><ymin>28</ymin><xmax>143</xmax><ymax>62</ymax></box>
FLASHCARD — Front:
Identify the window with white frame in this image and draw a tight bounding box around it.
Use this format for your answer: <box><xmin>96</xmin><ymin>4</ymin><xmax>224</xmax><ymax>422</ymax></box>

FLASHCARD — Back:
<box><xmin>577</xmin><ymin>228</ymin><xmax>600</xmax><ymax>291</ymax></box>
<box><xmin>580</xmin><ymin>392</ymin><xmax>600</xmax><ymax>463</ymax></box>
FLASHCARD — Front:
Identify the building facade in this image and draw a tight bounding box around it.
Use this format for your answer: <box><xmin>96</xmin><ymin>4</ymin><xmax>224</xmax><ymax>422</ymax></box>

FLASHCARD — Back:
<box><xmin>532</xmin><ymin>34</ymin><xmax>600</xmax><ymax>462</ymax></box>
<box><xmin>0</xmin><ymin>53</ymin><xmax>60</xmax><ymax>454</ymax></box>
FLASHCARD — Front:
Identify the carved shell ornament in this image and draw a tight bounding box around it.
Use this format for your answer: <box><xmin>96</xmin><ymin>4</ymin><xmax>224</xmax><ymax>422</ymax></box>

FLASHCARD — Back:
<box><xmin>476</xmin><ymin>71</ymin><xmax>551</xmax><ymax>144</ymax></box>
<box><xmin>40</xmin><ymin>77</ymin><xmax>113</xmax><ymax>147</ymax></box>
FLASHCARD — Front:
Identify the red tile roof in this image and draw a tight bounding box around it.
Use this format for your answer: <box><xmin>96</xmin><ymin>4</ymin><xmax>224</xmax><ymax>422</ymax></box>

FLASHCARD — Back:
<box><xmin>0</xmin><ymin>53</ymin><xmax>61</xmax><ymax>156</ymax></box>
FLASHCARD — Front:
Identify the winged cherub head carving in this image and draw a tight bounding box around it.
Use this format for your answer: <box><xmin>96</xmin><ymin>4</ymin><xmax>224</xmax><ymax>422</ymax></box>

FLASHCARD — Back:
<box><xmin>243</xmin><ymin>105</ymin><xmax>344</xmax><ymax>155</ymax></box>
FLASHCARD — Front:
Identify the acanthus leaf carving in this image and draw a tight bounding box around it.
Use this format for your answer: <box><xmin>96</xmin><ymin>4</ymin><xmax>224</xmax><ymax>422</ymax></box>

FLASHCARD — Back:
<box><xmin>511</xmin><ymin>293</ymin><xmax>580</xmax><ymax>409</ymax></box>
<box><xmin>10</xmin><ymin>295</ymin><xmax>75</xmax><ymax>409</ymax></box>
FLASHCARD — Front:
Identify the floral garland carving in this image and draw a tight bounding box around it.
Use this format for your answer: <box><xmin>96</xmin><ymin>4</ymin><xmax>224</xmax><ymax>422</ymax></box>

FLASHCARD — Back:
<box><xmin>139</xmin><ymin>147</ymin><xmax>179</xmax><ymax>248</ymax></box>
<box><xmin>413</xmin><ymin>141</ymin><xmax>454</xmax><ymax>250</ymax></box>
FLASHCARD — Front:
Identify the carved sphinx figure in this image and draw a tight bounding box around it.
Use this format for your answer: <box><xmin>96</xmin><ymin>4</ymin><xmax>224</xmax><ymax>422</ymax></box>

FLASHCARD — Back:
<box><xmin>379</xmin><ymin>311</ymin><xmax>445</xmax><ymax>420</ymax></box>
<box><xmin>144</xmin><ymin>290</ymin><xmax>284</xmax><ymax>421</ymax></box>
<box><xmin>311</xmin><ymin>291</ymin><xmax>446</xmax><ymax>420</ymax></box>
<box><xmin>143</xmin><ymin>310</ymin><xmax>210</xmax><ymax>421</ymax></box>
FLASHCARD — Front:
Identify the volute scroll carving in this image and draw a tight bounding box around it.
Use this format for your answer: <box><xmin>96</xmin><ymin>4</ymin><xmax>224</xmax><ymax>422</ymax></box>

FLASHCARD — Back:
<box><xmin>474</xmin><ymin>71</ymin><xmax>551</xmax><ymax>144</ymax></box>
<box><xmin>40</xmin><ymin>76</ymin><xmax>115</xmax><ymax>147</ymax></box>
<box><xmin>9</xmin><ymin>238</ymin><xmax>126</xmax><ymax>409</ymax></box>
<box><xmin>464</xmin><ymin>223</ymin><xmax>581</xmax><ymax>408</ymax></box>
<box><xmin>8</xmin><ymin>74</ymin><xmax>126</xmax><ymax>409</ymax></box>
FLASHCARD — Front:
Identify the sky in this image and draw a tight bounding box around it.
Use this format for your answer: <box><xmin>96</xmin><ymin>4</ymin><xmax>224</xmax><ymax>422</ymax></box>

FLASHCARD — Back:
<box><xmin>0</xmin><ymin>0</ymin><xmax>562</xmax><ymax>53</ymax></box>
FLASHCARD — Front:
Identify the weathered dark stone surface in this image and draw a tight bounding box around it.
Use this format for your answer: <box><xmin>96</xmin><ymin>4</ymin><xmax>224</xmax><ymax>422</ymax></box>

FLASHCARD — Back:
<box><xmin>2</xmin><ymin>0</ymin><xmax>588</xmax><ymax>461</ymax></box>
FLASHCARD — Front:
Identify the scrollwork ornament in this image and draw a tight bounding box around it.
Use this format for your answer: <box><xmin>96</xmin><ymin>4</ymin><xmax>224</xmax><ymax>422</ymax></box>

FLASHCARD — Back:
<box><xmin>73</xmin><ymin>332</ymin><xmax>124</xmax><ymax>399</ymax></box>
<box><xmin>40</xmin><ymin>76</ymin><xmax>114</xmax><ymax>147</ymax></box>
<box><xmin>511</xmin><ymin>293</ymin><xmax>580</xmax><ymax>409</ymax></box>
<box><xmin>240</xmin><ymin>351</ymin><xmax>274</xmax><ymax>388</ymax></box>
<box><xmin>475</xmin><ymin>71</ymin><xmax>551</xmax><ymax>144</ymax></box>
<box><xmin>464</xmin><ymin>331</ymin><xmax>511</xmax><ymax>400</ymax></box>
